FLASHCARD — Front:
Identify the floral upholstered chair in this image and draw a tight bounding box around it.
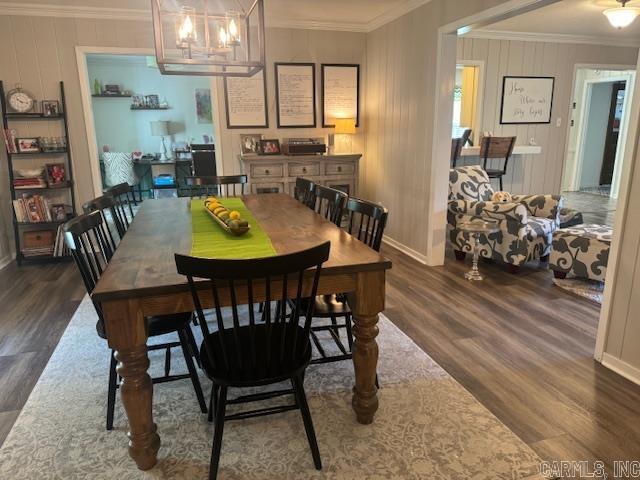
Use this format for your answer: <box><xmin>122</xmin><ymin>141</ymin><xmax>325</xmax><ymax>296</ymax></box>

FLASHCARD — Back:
<box><xmin>448</xmin><ymin>166</ymin><xmax>563</xmax><ymax>272</ymax></box>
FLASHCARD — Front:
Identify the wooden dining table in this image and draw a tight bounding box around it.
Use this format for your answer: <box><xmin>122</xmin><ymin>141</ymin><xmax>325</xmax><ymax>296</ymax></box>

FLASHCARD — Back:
<box><xmin>91</xmin><ymin>193</ymin><xmax>392</xmax><ymax>470</ymax></box>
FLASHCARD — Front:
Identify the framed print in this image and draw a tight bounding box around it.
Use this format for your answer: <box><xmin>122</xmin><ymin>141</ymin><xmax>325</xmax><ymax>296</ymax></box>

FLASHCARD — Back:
<box><xmin>321</xmin><ymin>64</ymin><xmax>360</xmax><ymax>127</ymax></box>
<box><xmin>500</xmin><ymin>76</ymin><xmax>554</xmax><ymax>124</ymax></box>
<box><xmin>41</xmin><ymin>100</ymin><xmax>60</xmax><ymax>117</ymax></box>
<box><xmin>195</xmin><ymin>89</ymin><xmax>212</xmax><ymax>124</ymax></box>
<box><xmin>50</xmin><ymin>204</ymin><xmax>67</xmax><ymax>221</ymax></box>
<box><xmin>258</xmin><ymin>139</ymin><xmax>281</xmax><ymax>155</ymax></box>
<box><xmin>275</xmin><ymin>63</ymin><xmax>316</xmax><ymax>128</ymax></box>
<box><xmin>16</xmin><ymin>137</ymin><xmax>40</xmax><ymax>153</ymax></box>
<box><xmin>224</xmin><ymin>69</ymin><xmax>269</xmax><ymax>129</ymax></box>
<box><xmin>46</xmin><ymin>163</ymin><xmax>66</xmax><ymax>186</ymax></box>
<box><xmin>240</xmin><ymin>134</ymin><xmax>263</xmax><ymax>155</ymax></box>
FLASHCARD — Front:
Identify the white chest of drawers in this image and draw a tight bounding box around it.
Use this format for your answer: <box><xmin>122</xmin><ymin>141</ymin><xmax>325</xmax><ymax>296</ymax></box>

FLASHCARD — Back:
<box><xmin>239</xmin><ymin>153</ymin><xmax>361</xmax><ymax>197</ymax></box>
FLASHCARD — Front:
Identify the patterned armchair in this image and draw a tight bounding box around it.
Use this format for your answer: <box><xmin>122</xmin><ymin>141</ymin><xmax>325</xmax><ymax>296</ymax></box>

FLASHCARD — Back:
<box><xmin>448</xmin><ymin>166</ymin><xmax>563</xmax><ymax>271</ymax></box>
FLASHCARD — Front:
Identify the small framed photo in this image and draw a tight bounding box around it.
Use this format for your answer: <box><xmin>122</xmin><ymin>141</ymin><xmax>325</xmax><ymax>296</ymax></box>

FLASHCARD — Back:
<box><xmin>41</xmin><ymin>100</ymin><xmax>60</xmax><ymax>117</ymax></box>
<box><xmin>46</xmin><ymin>163</ymin><xmax>66</xmax><ymax>186</ymax></box>
<box><xmin>258</xmin><ymin>139</ymin><xmax>281</xmax><ymax>155</ymax></box>
<box><xmin>16</xmin><ymin>138</ymin><xmax>40</xmax><ymax>153</ymax></box>
<box><xmin>50</xmin><ymin>204</ymin><xmax>67</xmax><ymax>221</ymax></box>
<box><xmin>240</xmin><ymin>134</ymin><xmax>263</xmax><ymax>155</ymax></box>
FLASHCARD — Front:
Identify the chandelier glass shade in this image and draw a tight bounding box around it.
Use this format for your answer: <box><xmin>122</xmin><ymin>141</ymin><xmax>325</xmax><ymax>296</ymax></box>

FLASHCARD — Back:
<box><xmin>151</xmin><ymin>0</ymin><xmax>265</xmax><ymax>77</ymax></box>
<box><xmin>603</xmin><ymin>1</ymin><xmax>640</xmax><ymax>28</ymax></box>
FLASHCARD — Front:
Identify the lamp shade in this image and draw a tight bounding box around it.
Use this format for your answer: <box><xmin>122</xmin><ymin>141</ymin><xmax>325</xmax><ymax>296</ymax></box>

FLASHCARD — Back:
<box><xmin>604</xmin><ymin>6</ymin><xmax>640</xmax><ymax>28</ymax></box>
<box><xmin>150</xmin><ymin>120</ymin><xmax>169</xmax><ymax>136</ymax></box>
<box><xmin>333</xmin><ymin>118</ymin><xmax>356</xmax><ymax>134</ymax></box>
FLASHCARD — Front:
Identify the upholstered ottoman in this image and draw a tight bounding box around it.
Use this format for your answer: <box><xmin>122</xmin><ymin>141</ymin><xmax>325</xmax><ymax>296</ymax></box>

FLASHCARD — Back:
<box><xmin>550</xmin><ymin>224</ymin><xmax>613</xmax><ymax>281</ymax></box>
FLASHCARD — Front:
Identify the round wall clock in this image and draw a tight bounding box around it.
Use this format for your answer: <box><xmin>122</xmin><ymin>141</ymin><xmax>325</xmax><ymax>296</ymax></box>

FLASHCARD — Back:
<box><xmin>6</xmin><ymin>85</ymin><xmax>35</xmax><ymax>113</ymax></box>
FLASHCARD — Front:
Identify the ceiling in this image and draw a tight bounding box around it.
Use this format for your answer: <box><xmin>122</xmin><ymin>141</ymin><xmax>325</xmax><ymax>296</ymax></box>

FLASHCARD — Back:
<box><xmin>477</xmin><ymin>0</ymin><xmax>640</xmax><ymax>44</ymax></box>
<box><xmin>0</xmin><ymin>0</ymin><xmax>425</xmax><ymax>31</ymax></box>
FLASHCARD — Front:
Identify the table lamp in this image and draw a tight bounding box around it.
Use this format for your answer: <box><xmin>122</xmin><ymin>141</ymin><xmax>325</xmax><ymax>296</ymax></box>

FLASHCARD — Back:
<box><xmin>150</xmin><ymin>120</ymin><xmax>171</xmax><ymax>161</ymax></box>
<box><xmin>330</xmin><ymin>118</ymin><xmax>356</xmax><ymax>154</ymax></box>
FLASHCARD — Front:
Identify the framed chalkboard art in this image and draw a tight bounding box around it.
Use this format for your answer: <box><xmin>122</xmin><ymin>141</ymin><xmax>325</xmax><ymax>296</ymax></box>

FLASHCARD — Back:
<box><xmin>500</xmin><ymin>76</ymin><xmax>554</xmax><ymax>124</ymax></box>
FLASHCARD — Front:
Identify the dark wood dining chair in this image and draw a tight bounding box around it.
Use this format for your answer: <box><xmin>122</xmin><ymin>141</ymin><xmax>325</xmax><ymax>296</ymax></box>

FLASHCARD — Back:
<box><xmin>294</xmin><ymin>177</ymin><xmax>316</xmax><ymax>208</ymax></box>
<box><xmin>186</xmin><ymin>175</ymin><xmax>247</xmax><ymax>198</ymax></box>
<box><xmin>175</xmin><ymin>241</ymin><xmax>331</xmax><ymax>480</ymax></box>
<box><xmin>64</xmin><ymin>212</ymin><xmax>207</xmax><ymax>431</ymax></box>
<box><xmin>106</xmin><ymin>183</ymin><xmax>136</xmax><ymax>235</ymax></box>
<box><xmin>461</xmin><ymin>128</ymin><xmax>473</xmax><ymax>147</ymax></box>
<box><xmin>313</xmin><ymin>184</ymin><xmax>348</xmax><ymax>226</ymax></box>
<box><xmin>307</xmin><ymin>198</ymin><xmax>388</xmax><ymax>364</ymax></box>
<box><xmin>451</xmin><ymin>137</ymin><xmax>463</xmax><ymax>168</ymax></box>
<box><xmin>479</xmin><ymin>136</ymin><xmax>516</xmax><ymax>191</ymax></box>
<box><xmin>82</xmin><ymin>194</ymin><xmax>125</xmax><ymax>244</ymax></box>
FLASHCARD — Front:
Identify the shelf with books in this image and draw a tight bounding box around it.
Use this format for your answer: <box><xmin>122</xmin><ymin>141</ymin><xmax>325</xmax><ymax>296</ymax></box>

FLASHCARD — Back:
<box><xmin>1</xmin><ymin>79</ymin><xmax>77</xmax><ymax>266</ymax></box>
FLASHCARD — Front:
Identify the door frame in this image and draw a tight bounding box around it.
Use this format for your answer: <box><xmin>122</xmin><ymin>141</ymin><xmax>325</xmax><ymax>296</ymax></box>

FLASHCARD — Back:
<box><xmin>75</xmin><ymin>46</ymin><xmax>225</xmax><ymax>198</ymax></box>
<box><xmin>563</xmin><ymin>65</ymin><xmax>635</xmax><ymax>195</ymax></box>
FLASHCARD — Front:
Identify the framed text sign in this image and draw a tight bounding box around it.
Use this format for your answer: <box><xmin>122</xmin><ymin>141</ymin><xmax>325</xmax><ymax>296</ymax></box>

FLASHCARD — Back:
<box><xmin>321</xmin><ymin>64</ymin><xmax>360</xmax><ymax>127</ymax></box>
<box><xmin>224</xmin><ymin>69</ymin><xmax>268</xmax><ymax>129</ymax></box>
<box><xmin>275</xmin><ymin>62</ymin><xmax>316</xmax><ymax>128</ymax></box>
<box><xmin>500</xmin><ymin>76</ymin><xmax>554</xmax><ymax>124</ymax></box>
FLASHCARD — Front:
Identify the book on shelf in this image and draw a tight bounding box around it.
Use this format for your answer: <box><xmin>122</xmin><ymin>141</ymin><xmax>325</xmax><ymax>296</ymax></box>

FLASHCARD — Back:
<box><xmin>53</xmin><ymin>224</ymin><xmax>70</xmax><ymax>257</ymax></box>
<box><xmin>12</xmin><ymin>194</ymin><xmax>53</xmax><ymax>223</ymax></box>
<box><xmin>3</xmin><ymin>129</ymin><xmax>17</xmax><ymax>153</ymax></box>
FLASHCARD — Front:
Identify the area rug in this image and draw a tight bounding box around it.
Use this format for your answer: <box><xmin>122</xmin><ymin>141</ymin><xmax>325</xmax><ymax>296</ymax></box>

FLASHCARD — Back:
<box><xmin>553</xmin><ymin>277</ymin><xmax>604</xmax><ymax>304</ymax></box>
<box><xmin>0</xmin><ymin>297</ymin><xmax>543</xmax><ymax>479</ymax></box>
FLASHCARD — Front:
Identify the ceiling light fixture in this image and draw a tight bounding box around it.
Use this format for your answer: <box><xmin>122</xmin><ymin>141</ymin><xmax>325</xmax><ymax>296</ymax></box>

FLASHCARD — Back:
<box><xmin>604</xmin><ymin>0</ymin><xmax>640</xmax><ymax>29</ymax></box>
<box><xmin>151</xmin><ymin>0</ymin><xmax>265</xmax><ymax>77</ymax></box>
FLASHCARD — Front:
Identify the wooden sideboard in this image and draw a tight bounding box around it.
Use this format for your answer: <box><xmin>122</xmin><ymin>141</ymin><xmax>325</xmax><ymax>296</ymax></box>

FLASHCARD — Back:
<box><xmin>239</xmin><ymin>153</ymin><xmax>361</xmax><ymax>197</ymax></box>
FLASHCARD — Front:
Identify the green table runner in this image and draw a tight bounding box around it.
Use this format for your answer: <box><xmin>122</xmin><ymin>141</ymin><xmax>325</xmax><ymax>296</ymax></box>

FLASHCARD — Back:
<box><xmin>190</xmin><ymin>198</ymin><xmax>277</xmax><ymax>259</ymax></box>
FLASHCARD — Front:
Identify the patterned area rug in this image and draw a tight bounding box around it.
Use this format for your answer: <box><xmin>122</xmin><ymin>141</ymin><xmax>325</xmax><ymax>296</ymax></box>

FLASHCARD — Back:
<box><xmin>0</xmin><ymin>297</ymin><xmax>543</xmax><ymax>479</ymax></box>
<box><xmin>553</xmin><ymin>277</ymin><xmax>604</xmax><ymax>304</ymax></box>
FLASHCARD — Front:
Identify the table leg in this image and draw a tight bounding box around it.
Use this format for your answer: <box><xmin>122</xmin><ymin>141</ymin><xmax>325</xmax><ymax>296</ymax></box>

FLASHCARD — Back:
<box><xmin>350</xmin><ymin>270</ymin><xmax>385</xmax><ymax>424</ymax></box>
<box><xmin>102</xmin><ymin>298</ymin><xmax>160</xmax><ymax>470</ymax></box>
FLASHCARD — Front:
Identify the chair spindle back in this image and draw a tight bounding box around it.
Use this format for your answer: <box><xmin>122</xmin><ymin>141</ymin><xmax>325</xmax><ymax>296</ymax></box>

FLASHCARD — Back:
<box><xmin>294</xmin><ymin>177</ymin><xmax>316</xmax><ymax>208</ymax></box>
<box><xmin>82</xmin><ymin>194</ymin><xmax>124</xmax><ymax>245</ymax></box>
<box><xmin>186</xmin><ymin>175</ymin><xmax>247</xmax><ymax>198</ymax></box>
<box><xmin>345</xmin><ymin>198</ymin><xmax>389</xmax><ymax>252</ymax></box>
<box><xmin>313</xmin><ymin>185</ymin><xmax>348</xmax><ymax>226</ymax></box>
<box><xmin>175</xmin><ymin>242</ymin><xmax>330</xmax><ymax>378</ymax></box>
<box><xmin>107</xmin><ymin>183</ymin><xmax>136</xmax><ymax>234</ymax></box>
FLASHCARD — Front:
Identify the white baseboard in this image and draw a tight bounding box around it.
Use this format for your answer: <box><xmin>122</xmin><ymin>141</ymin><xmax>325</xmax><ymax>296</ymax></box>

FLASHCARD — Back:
<box><xmin>601</xmin><ymin>353</ymin><xmax>640</xmax><ymax>386</ymax></box>
<box><xmin>382</xmin><ymin>235</ymin><xmax>428</xmax><ymax>265</ymax></box>
<box><xmin>0</xmin><ymin>255</ymin><xmax>11</xmax><ymax>271</ymax></box>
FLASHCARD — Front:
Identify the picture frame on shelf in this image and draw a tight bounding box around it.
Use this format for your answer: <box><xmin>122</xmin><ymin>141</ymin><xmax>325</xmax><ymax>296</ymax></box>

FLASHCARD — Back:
<box><xmin>46</xmin><ymin>163</ymin><xmax>66</xmax><ymax>186</ymax></box>
<box><xmin>258</xmin><ymin>139</ymin><xmax>281</xmax><ymax>155</ymax></box>
<box><xmin>240</xmin><ymin>134</ymin><xmax>263</xmax><ymax>155</ymax></box>
<box><xmin>41</xmin><ymin>100</ymin><xmax>60</xmax><ymax>117</ymax></box>
<box><xmin>50</xmin><ymin>204</ymin><xmax>67</xmax><ymax>221</ymax></box>
<box><xmin>16</xmin><ymin>137</ymin><xmax>40</xmax><ymax>153</ymax></box>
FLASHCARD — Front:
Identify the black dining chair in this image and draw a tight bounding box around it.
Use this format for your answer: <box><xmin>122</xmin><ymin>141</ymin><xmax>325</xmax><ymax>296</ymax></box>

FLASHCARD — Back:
<box><xmin>306</xmin><ymin>198</ymin><xmax>388</xmax><ymax>364</ymax></box>
<box><xmin>82</xmin><ymin>194</ymin><xmax>125</xmax><ymax>244</ymax></box>
<box><xmin>175</xmin><ymin>241</ymin><xmax>331</xmax><ymax>480</ymax></box>
<box><xmin>106</xmin><ymin>183</ymin><xmax>137</xmax><ymax>235</ymax></box>
<box><xmin>479</xmin><ymin>136</ymin><xmax>516</xmax><ymax>191</ymax></box>
<box><xmin>186</xmin><ymin>175</ymin><xmax>248</xmax><ymax>198</ymax></box>
<box><xmin>64</xmin><ymin>211</ymin><xmax>207</xmax><ymax>431</ymax></box>
<box><xmin>313</xmin><ymin>185</ymin><xmax>348</xmax><ymax>226</ymax></box>
<box><xmin>294</xmin><ymin>177</ymin><xmax>316</xmax><ymax>209</ymax></box>
<box><xmin>451</xmin><ymin>137</ymin><xmax>464</xmax><ymax>168</ymax></box>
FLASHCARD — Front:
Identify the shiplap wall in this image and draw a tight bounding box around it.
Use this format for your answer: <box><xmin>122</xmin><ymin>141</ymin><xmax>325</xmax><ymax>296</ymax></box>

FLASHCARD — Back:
<box><xmin>456</xmin><ymin>37</ymin><xmax>638</xmax><ymax>195</ymax></box>
<box><xmin>213</xmin><ymin>28</ymin><xmax>366</xmax><ymax>175</ymax></box>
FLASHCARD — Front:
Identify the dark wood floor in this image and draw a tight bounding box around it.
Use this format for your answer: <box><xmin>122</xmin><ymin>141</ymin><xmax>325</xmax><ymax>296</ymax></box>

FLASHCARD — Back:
<box><xmin>1</xmin><ymin>246</ymin><xmax>639</xmax><ymax>476</ymax></box>
<box><xmin>0</xmin><ymin>260</ymin><xmax>85</xmax><ymax>447</ymax></box>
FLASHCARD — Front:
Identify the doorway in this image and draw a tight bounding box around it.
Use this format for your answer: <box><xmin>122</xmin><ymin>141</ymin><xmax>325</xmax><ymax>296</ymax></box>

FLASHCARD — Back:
<box><xmin>562</xmin><ymin>68</ymin><xmax>635</xmax><ymax>202</ymax></box>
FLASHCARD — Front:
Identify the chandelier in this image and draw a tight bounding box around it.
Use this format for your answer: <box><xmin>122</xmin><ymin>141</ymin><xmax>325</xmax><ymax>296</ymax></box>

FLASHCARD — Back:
<box><xmin>151</xmin><ymin>0</ymin><xmax>265</xmax><ymax>77</ymax></box>
<box><xmin>603</xmin><ymin>0</ymin><xmax>640</xmax><ymax>29</ymax></box>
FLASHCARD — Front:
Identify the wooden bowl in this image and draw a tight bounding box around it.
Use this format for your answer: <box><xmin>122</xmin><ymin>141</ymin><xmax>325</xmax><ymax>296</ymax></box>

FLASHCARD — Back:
<box><xmin>204</xmin><ymin>207</ymin><xmax>250</xmax><ymax>236</ymax></box>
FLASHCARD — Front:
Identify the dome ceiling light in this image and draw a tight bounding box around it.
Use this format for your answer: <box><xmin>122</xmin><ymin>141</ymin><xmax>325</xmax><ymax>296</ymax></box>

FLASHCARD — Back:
<box><xmin>604</xmin><ymin>0</ymin><xmax>640</xmax><ymax>29</ymax></box>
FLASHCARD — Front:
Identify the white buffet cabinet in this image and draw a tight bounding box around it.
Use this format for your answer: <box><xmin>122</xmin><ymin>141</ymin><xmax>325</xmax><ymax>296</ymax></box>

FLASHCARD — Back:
<box><xmin>240</xmin><ymin>153</ymin><xmax>361</xmax><ymax>197</ymax></box>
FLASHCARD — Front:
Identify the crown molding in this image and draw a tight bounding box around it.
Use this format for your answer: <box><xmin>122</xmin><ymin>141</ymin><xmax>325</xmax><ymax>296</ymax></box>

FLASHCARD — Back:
<box><xmin>366</xmin><ymin>0</ymin><xmax>432</xmax><ymax>32</ymax></box>
<box><xmin>0</xmin><ymin>2</ymin><xmax>149</xmax><ymax>21</ymax></box>
<box><xmin>0</xmin><ymin>0</ymin><xmax>430</xmax><ymax>33</ymax></box>
<box><xmin>463</xmin><ymin>28</ymin><xmax>640</xmax><ymax>48</ymax></box>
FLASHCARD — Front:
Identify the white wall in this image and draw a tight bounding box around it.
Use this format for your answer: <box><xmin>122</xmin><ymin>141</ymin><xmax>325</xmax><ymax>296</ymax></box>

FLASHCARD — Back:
<box><xmin>87</xmin><ymin>55</ymin><xmax>213</xmax><ymax>155</ymax></box>
<box><xmin>580</xmin><ymin>82</ymin><xmax>612</xmax><ymax>189</ymax></box>
<box><xmin>455</xmin><ymin>36</ymin><xmax>638</xmax><ymax>196</ymax></box>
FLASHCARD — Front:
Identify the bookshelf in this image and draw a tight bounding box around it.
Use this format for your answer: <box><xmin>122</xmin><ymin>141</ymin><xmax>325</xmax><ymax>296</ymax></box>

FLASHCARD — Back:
<box><xmin>1</xmin><ymin>80</ymin><xmax>77</xmax><ymax>266</ymax></box>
